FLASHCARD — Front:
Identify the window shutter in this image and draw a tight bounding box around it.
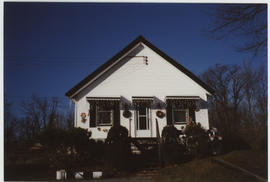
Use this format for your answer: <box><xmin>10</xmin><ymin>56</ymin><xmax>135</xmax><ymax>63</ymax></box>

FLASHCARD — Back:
<box><xmin>113</xmin><ymin>102</ymin><xmax>120</xmax><ymax>126</ymax></box>
<box><xmin>90</xmin><ymin>104</ymin><xmax>96</xmax><ymax>127</ymax></box>
<box><xmin>189</xmin><ymin>109</ymin><xmax>196</xmax><ymax>122</ymax></box>
<box><xmin>166</xmin><ymin>105</ymin><xmax>172</xmax><ymax>125</ymax></box>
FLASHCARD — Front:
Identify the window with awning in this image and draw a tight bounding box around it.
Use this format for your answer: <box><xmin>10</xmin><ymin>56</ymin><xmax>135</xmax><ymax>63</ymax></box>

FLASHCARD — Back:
<box><xmin>173</xmin><ymin>109</ymin><xmax>189</xmax><ymax>124</ymax></box>
<box><xmin>87</xmin><ymin>97</ymin><xmax>120</xmax><ymax>127</ymax></box>
<box><xmin>132</xmin><ymin>96</ymin><xmax>154</xmax><ymax>108</ymax></box>
<box><xmin>132</xmin><ymin>96</ymin><xmax>154</xmax><ymax>133</ymax></box>
<box><xmin>165</xmin><ymin>96</ymin><xmax>200</xmax><ymax>125</ymax></box>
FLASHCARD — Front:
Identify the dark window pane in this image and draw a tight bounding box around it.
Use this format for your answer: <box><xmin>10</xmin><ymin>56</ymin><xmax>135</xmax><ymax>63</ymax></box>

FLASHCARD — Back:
<box><xmin>139</xmin><ymin>117</ymin><xmax>147</xmax><ymax>130</ymax></box>
<box><xmin>174</xmin><ymin>110</ymin><xmax>186</xmax><ymax>123</ymax></box>
<box><xmin>139</xmin><ymin>106</ymin><xmax>146</xmax><ymax>115</ymax></box>
<box><xmin>97</xmin><ymin>111</ymin><xmax>111</xmax><ymax>124</ymax></box>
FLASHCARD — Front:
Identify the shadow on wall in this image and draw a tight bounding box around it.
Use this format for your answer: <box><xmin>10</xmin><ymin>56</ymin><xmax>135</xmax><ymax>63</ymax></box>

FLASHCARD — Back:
<box><xmin>120</xmin><ymin>96</ymin><xmax>133</xmax><ymax>110</ymax></box>
<box><xmin>199</xmin><ymin>99</ymin><xmax>208</xmax><ymax>109</ymax></box>
<box><xmin>153</xmin><ymin>97</ymin><xmax>166</xmax><ymax>109</ymax></box>
<box><xmin>120</xmin><ymin>96</ymin><xmax>167</xmax><ymax>110</ymax></box>
<box><xmin>119</xmin><ymin>97</ymin><xmax>208</xmax><ymax>111</ymax></box>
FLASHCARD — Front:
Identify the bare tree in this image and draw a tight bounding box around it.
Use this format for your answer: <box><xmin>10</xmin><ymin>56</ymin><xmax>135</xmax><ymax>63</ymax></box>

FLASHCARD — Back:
<box><xmin>47</xmin><ymin>97</ymin><xmax>59</xmax><ymax>129</ymax></box>
<box><xmin>201</xmin><ymin>64</ymin><xmax>248</xmax><ymax>133</ymax></box>
<box><xmin>20</xmin><ymin>95</ymin><xmax>43</xmax><ymax>138</ymax></box>
<box><xmin>242</xmin><ymin>61</ymin><xmax>260</xmax><ymax>122</ymax></box>
<box><xmin>19</xmin><ymin>95</ymin><xmax>62</xmax><ymax>139</ymax></box>
<box><xmin>4</xmin><ymin>99</ymin><xmax>18</xmax><ymax>143</ymax></box>
<box><xmin>200</xmin><ymin>64</ymin><xmax>234</xmax><ymax>132</ymax></box>
<box><xmin>18</xmin><ymin>116</ymin><xmax>33</xmax><ymax>141</ymax></box>
<box><xmin>65</xmin><ymin>110</ymin><xmax>74</xmax><ymax>130</ymax></box>
<box><xmin>18</xmin><ymin>95</ymin><xmax>75</xmax><ymax>140</ymax></box>
<box><xmin>254</xmin><ymin>65</ymin><xmax>267</xmax><ymax>125</ymax></box>
<box><xmin>208</xmin><ymin>4</ymin><xmax>267</xmax><ymax>56</ymax></box>
<box><xmin>200</xmin><ymin>62</ymin><xmax>267</xmax><ymax>150</ymax></box>
<box><xmin>230</xmin><ymin>65</ymin><xmax>246</xmax><ymax>126</ymax></box>
<box><xmin>35</xmin><ymin>96</ymin><xmax>49</xmax><ymax>129</ymax></box>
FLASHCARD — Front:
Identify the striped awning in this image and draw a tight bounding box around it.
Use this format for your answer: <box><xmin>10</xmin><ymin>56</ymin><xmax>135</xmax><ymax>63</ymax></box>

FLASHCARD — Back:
<box><xmin>165</xmin><ymin>96</ymin><xmax>200</xmax><ymax>100</ymax></box>
<box><xmin>132</xmin><ymin>96</ymin><xmax>154</xmax><ymax>100</ymax></box>
<box><xmin>132</xmin><ymin>96</ymin><xmax>154</xmax><ymax>108</ymax></box>
<box><xmin>87</xmin><ymin>97</ymin><xmax>120</xmax><ymax>109</ymax></box>
<box><xmin>165</xmin><ymin>96</ymin><xmax>200</xmax><ymax>109</ymax></box>
<box><xmin>86</xmin><ymin>97</ymin><xmax>121</xmax><ymax>101</ymax></box>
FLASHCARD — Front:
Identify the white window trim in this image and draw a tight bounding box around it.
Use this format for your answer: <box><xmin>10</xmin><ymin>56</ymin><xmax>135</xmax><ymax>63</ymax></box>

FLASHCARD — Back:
<box><xmin>96</xmin><ymin>107</ymin><xmax>114</xmax><ymax>126</ymax></box>
<box><xmin>172</xmin><ymin>108</ymin><xmax>189</xmax><ymax>124</ymax></box>
<box><xmin>136</xmin><ymin>107</ymin><xmax>149</xmax><ymax>130</ymax></box>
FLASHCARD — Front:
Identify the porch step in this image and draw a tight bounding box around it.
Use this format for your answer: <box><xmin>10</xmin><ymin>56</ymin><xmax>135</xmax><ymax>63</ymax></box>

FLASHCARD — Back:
<box><xmin>131</xmin><ymin>138</ymin><xmax>158</xmax><ymax>145</ymax></box>
<box><xmin>131</xmin><ymin>143</ymin><xmax>141</xmax><ymax>155</ymax></box>
<box><xmin>136</xmin><ymin>168</ymin><xmax>160</xmax><ymax>177</ymax></box>
<box><xmin>131</xmin><ymin>138</ymin><xmax>158</xmax><ymax>152</ymax></box>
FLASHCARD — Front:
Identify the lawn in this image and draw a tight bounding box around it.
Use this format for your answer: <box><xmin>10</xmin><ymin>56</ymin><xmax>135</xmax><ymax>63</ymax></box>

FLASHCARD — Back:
<box><xmin>220</xmin><ymin>150</ymin><xmax>267</xmax><ymax>178</ymax></box>
<box><xmin>5</xmin><ymin>150</ymin><xmax>267</xmax><ymax>181</ymax></box>
<box><xmin>152</xmin><ymin>150</ymin><xmax>267</xmax><ymax>182</ymax></box>
<box><xmin>5</xmin><ymin>164</ymin><xmax>56</xmax><ymax>181</ymax></box>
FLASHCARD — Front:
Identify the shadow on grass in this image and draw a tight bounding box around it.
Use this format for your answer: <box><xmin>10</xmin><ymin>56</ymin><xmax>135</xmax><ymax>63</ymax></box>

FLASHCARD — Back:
<box><xmin>5</xmin><ymin>164</ymin><xmax>55</xmax><ymax>181</ymax></box>
<box><xmin>152</xmin><ymin>149</ymin><xmax>267</xmax><ymax>182</ymax></box>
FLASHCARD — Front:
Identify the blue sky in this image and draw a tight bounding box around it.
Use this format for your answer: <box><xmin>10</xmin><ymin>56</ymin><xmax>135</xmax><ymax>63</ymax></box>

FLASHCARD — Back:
<box><xmin>4</xmin><ymin>2</ymin><xmax>267</xmax><ymax>114</ymax></box>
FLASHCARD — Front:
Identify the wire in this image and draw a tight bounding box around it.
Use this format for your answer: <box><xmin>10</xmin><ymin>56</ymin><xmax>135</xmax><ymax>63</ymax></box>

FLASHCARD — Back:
<box><xmin>4</xmin><ymin>55</ymin><xmax>110</xmax><ymax>66</ymax></box>
<box><xmin>6</xmin><ymin>56</ymin><xmax>109</xmax><ymax>60</ymax></box>
<box><xmin>4</xmin><ymin>96</ymin><xmax>73</xmax><ymax>109</ymax></box>
<box><xmin>4</xmin><ymin>62</ymin><xmax>107</xmax><ymax>68</ymax></box>
<box><xmin>4</xmin><ymin>96</ymin><xmax>70</xmax><ymax>102</ymax></box>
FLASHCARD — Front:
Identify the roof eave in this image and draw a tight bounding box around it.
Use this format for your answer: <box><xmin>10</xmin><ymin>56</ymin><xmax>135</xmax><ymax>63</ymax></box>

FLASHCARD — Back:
<box><xmin>65</xmin><ymin>36</ymin><xmax>145</xmax><ymax>99</ymax></box>
<box><xmin>65</xmin><ymin>35</ymin><xmax>215</xmax><ymax>99</ymax></box>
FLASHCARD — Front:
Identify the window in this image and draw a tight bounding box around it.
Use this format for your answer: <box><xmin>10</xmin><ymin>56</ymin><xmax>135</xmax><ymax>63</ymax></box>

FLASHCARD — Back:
<box><xmin>96</xmin><ymin>107</ymin><xmax>113</xmax><ymax>126</ymax></box>
<box><xmin>136</xmin><ymin>106</ymin><xmax>149</xmax><ymax>130</ymax></box>
<box><xmin>172</xmin><ymin>109</ymin><xmax>188</xmax><ymax>124</ymax></box>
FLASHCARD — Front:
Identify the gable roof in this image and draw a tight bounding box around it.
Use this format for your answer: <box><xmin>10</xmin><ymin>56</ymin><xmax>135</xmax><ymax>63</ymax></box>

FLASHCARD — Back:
<box><xmin>66</xmin><ymin>35</ymin><xmax>214</xmax><ymax>98</ymax></box>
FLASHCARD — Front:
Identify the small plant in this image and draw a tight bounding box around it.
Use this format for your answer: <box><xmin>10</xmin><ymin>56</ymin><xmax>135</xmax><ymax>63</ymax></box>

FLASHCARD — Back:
<box><xmin>122</xmin><ymin>103</ymin><xmax>132</xmax><ymax>118</ymax></box>
<box><xmin>183</xmin><ymin>122</ymin><xmax>209</xmax><ymax>158</ymax></box>
<box><xmin>39</xmin><ymin>127</ymin><xmax>106</xmax><ymax>178</ymax></box>
<box><xmin>123</xmin><ymin>110</ymin><xmax>131</xmax><ymax>118</ymax></box>
<box><xmin>80</xmin><ymin>113</ymin><xmax>87</xmax><ymax>123</ymax></box>
<box><xmin>106</xmin><ymin>125</ymin><xmax>129</xmax><ymax>144</ymax></box>
<box><xmin>161</xmin><ymin>125</ymin><xmax>184</xmax><ymax>164</ymax></box>
<box><xmin>105</xmin><ymin>125</ymin><xmax>131</xmax><ymax>170</ymax></box>
<box><xmin>156</xmin><ymin>110</ymin><xmax>165</xmax><ymax>118</ymax></box>
<box><xmin>162</xmin><ymin>125</ymin><xmax>181</xmax><ymax>144</ymax></box>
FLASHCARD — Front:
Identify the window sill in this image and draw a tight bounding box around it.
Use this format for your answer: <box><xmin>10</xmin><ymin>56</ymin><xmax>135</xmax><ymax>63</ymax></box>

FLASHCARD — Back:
<box><xmin>96</xmin><ymin>124</ymin><xmax>113</xmax><ymax>127</ymax></box>
<box><xmin>174</xmin><ymin>122</ymin><xmax>187</xmax><ymax>125</ymax></box>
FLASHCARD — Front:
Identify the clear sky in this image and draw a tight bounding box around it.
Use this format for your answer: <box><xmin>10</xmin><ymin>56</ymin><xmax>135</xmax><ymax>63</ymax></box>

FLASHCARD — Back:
<box><xmin>4</xmin><ymin>2</ymin><xmax>267</xmax><ymax>114</ymax></box>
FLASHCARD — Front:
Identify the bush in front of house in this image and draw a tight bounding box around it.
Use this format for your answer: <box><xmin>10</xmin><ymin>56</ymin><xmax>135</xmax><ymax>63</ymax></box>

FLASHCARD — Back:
<box><xmin>162</xmin><ymin>124</ymin><xmax>182</xmax><ymax>143</ymax></box>
<box><xmin>39</xmin><ymin>128</ymin><xmax>68</xmax><ymax>150</ymax></box>
<box><xmin>39</xmin><ymin>128</ymin><xmax>77</xmax><ymax>178</ymax></box>
<box><xmin>105</xmin><ymin>125</ymin><xmax>131</xmax><ymax>170</ymax></box>
<box><xmin>161</xmin><ymin>125</ymin><xmax>185</xmax><ymax>164</ymax></box>
<box><xmin>183</xmin><ymin>122</ymin><xmax>210</xmax><ymax>158</ymax></box>
<box><xmin>39</xmin><ymin>127</ymin><xmax>106</xmax><ymax>178</ymax></box>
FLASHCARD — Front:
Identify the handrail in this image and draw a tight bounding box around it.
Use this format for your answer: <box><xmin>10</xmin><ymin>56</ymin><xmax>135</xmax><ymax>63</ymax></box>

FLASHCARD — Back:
<box><xmin>156</xmin><ymin>118</ymin><xmax>164</xmax><ymax>167</ymax></box>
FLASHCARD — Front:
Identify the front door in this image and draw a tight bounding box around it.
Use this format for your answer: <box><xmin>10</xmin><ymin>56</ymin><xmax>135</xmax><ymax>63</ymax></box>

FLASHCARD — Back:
<box><xmin>136</xmin><ymin>105</ymin><xmax>151</xmax><ymax>137</ymax></box>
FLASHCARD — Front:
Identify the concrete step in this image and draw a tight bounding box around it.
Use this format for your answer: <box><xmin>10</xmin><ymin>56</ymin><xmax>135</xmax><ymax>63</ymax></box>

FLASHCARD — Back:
<box><xmin>136</xmin><ymin>169</ymin><xmax>160</xmax><ymax>177</ymax></box>
<box><xmin>131</xmin><ymin>143</ymin><xmax>141</xmax><ymax>154</ymax></box>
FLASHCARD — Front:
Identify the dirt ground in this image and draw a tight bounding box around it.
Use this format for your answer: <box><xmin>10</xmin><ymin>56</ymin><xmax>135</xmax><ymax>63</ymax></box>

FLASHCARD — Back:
<box><xmin>5</xmin><ymin>163</ymin><xmax>159</xmax><ymax>181</ymax></box>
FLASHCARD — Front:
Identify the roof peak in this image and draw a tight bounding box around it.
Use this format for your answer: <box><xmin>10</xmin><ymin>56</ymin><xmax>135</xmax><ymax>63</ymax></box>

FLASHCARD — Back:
<box><xmin>66</xmin><ymin>36</ymin><xmax>214</xmax><ymax>98</ymax></box>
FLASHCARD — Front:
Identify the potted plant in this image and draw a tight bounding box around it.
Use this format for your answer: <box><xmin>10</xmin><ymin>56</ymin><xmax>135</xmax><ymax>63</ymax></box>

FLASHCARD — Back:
<box><xmin>156</xmin><ymin>110</ymin><xmax>165</xmax><ymax>118</ymax></box>
<box><xmin>123</xmin><ymin>104</ymin><xmax>131</xmax><ymax>118</ymax></box>
<box><xmin>80</xmin><ymin>113</ymin><xmax>87</xmax><ymax>123</ymax></box>
<box><xmin>123</xmin><ymin>110</ymin><xmax>131</xmax><ymax>118</ymax></box>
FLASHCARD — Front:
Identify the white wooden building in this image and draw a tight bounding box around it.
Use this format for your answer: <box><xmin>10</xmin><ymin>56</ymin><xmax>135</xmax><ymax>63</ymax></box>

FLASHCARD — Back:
<box><xmin>66</xmin><ymin>36</ymin><xmax>214</xmax><ymax>139</ymax></box>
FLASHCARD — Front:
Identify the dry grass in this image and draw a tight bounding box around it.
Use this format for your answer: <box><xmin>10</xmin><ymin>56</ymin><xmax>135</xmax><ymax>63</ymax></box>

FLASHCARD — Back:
<box><xmin>152</xmin><ymin>150</ymin><xmax>267</xmax><ymax>182</ymax></box>
<box><xmin>5</xmin><ymin>150</ymin><xmax>267</xmax><ymax>181</ymax></box>
<box><xmin>220</xmin><ymin>150</ymin><xmax>267</xmax><ymax>178</ymax></box>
